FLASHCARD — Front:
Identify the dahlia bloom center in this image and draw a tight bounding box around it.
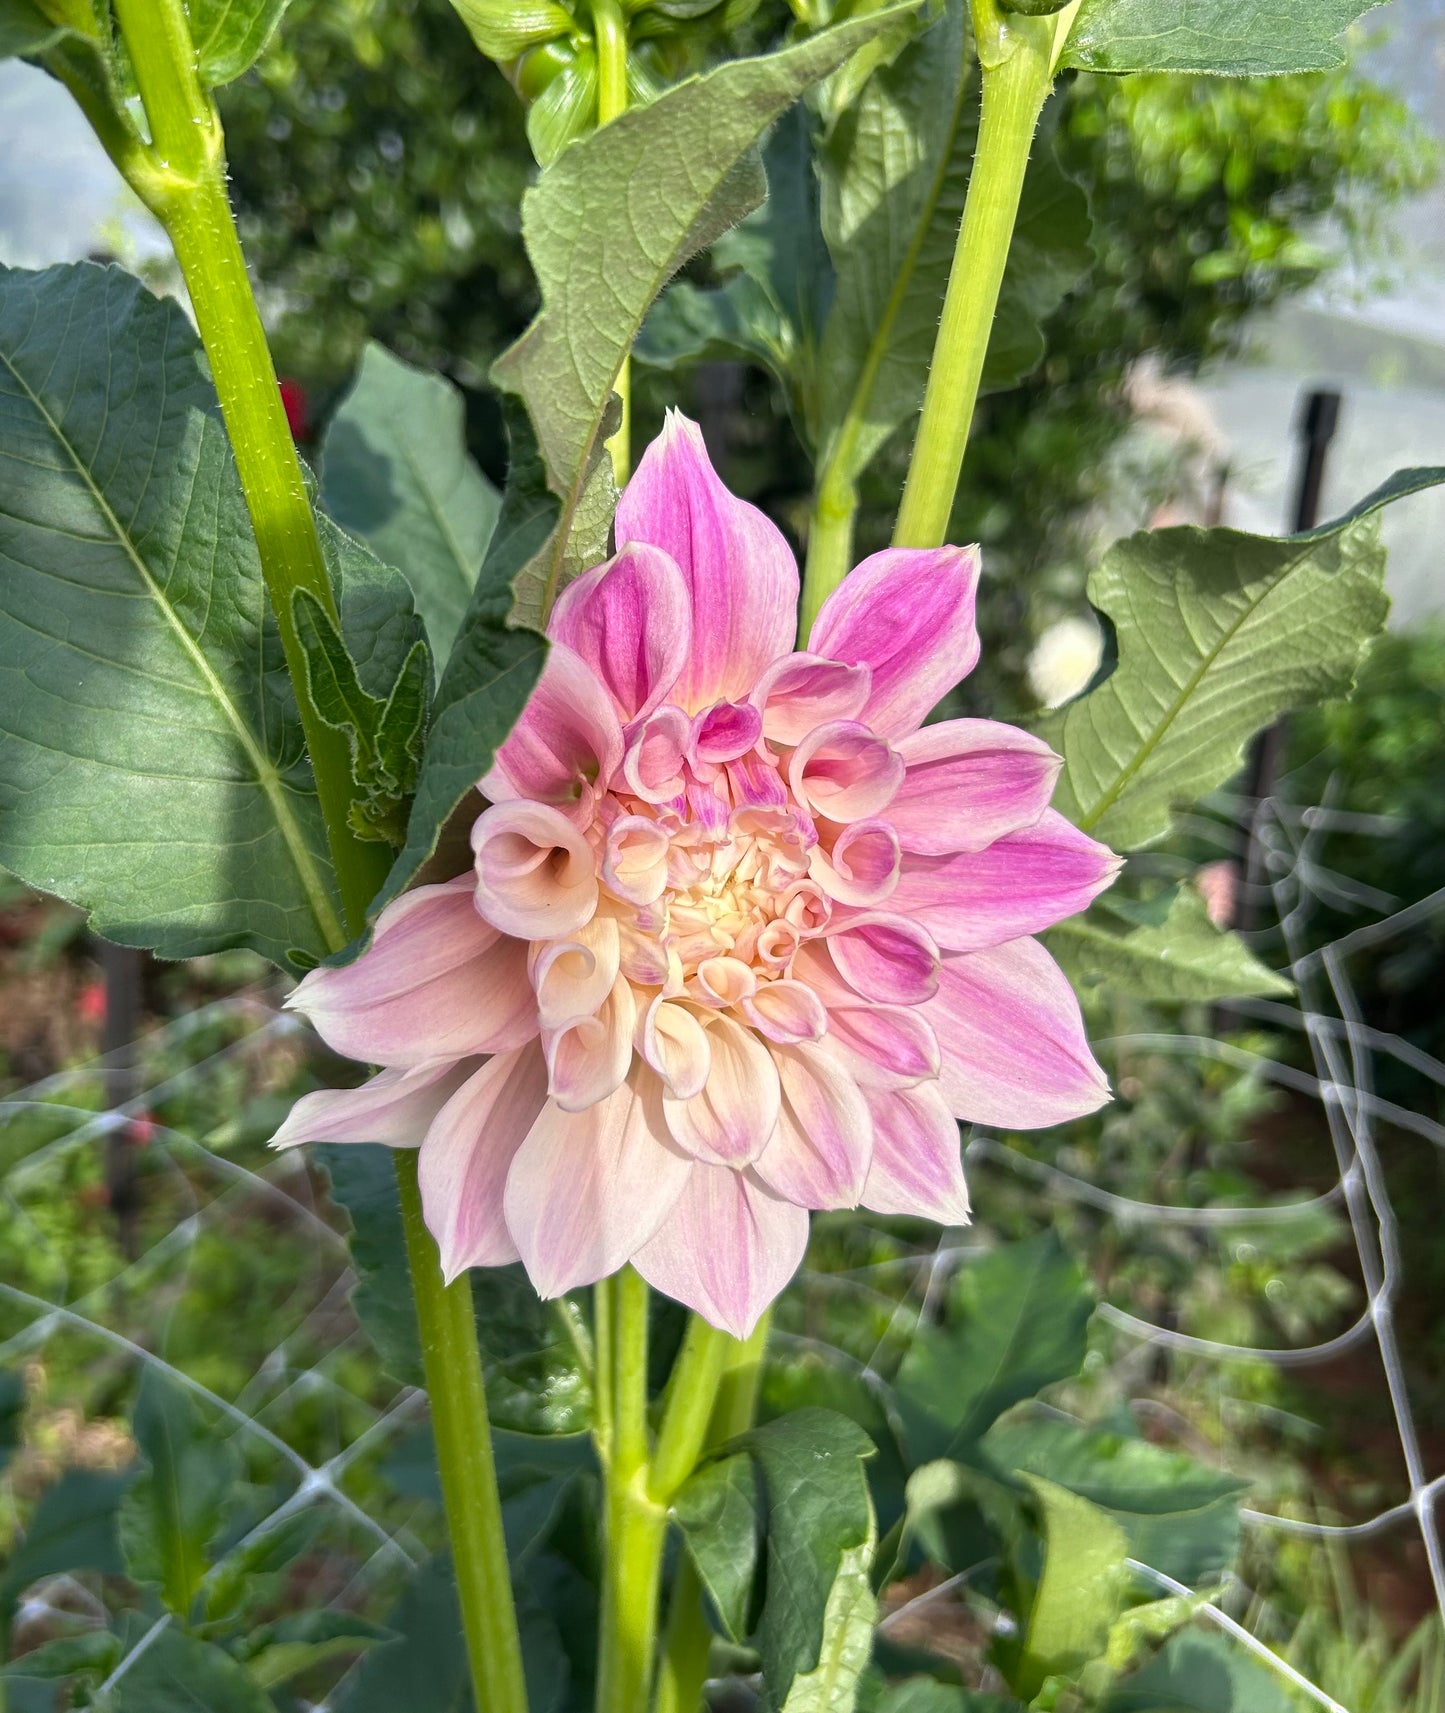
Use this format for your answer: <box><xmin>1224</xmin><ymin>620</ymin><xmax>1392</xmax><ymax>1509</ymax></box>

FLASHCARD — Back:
<box><xmin>275</xmin><ymin>412</ymin><xmax>1120</xmax><ymax>1338</ymax></box>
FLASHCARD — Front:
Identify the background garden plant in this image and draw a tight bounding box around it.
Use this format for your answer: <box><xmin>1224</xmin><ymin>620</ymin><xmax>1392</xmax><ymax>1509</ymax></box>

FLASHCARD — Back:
<box><xmin>1</xmin><ymin>0</ymin><xmax>1443</xmax><ymax>1710</ymax></box>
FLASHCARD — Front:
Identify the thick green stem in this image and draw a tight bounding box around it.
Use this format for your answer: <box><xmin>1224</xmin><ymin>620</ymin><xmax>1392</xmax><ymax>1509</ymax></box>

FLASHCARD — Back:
<box><xmin>108</xmin><ymin>0</ymin><xmax>390</xmax><ymax>940</ymax></box>
<box><xmin>395</xmin><ymin>1154</ymin><xmax>530</xmax><ymax>1713</ymax></box>
<box><xmin>891</xmin><ymin>0</ymin><xmax>1078</xmax><ymax>550</ymax></box>
<box><xmin>799</xmin><ymin>466</ymin><xmax>859</xmax><ymax>643</ymax></box>
<box><xmin>654</xmin><ymin>1313</ymin><xmax>771</xmax><ymax>1713</ymax></box>
<box><xmin>592</xmin><ymin>0</ymin><xmax>632</xmax><ymax>485</ymax></box>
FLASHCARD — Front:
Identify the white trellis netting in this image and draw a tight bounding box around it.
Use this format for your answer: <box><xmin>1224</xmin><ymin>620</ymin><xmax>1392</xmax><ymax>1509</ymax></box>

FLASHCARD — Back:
<box><xmin>1</xmin><ymin>780</ymin><xmax>1441</xmax><ymax>1710</ymax></box>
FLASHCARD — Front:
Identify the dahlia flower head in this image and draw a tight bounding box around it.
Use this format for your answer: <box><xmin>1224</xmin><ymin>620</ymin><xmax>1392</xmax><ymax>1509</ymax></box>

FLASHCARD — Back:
<box><xmin>275</xmin><ymin>414</ymin><xmax>1119</xmax><ymax>1337</ymax></box>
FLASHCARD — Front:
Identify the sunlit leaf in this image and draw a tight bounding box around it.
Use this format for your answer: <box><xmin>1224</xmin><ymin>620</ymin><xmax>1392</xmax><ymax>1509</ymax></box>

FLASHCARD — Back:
<box><xmin>1062</xmin><ymin>0</ymin><xmax>1385</xmax><ymax>75</ymax></box>
<box><xmin>674</xmin><ymin>1452</ymin><xmax>763</xmax><ymax>1643</ymax></box>
<box><xmin>187</xmin><ymin>0</ymin><xmax>291</xmax><ymax>84</ymax></box>
<box><xmin>1014</xmin><ymin>1476</ymin><xmax>1128</xmax><ymax>1695</ymax></box>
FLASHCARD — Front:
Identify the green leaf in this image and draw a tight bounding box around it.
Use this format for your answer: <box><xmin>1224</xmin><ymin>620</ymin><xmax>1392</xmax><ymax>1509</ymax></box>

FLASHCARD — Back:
<box><xmin>119</xmin><ymin>1366</ymin><xmax>240</xmax><ymax>1616</ymax></box>
<box><xmin>368</xmin><ymin>399</ymin><xmax>552</xmax><ymax>920</ymax></box>
<box><xmin>1015</xmin><ymin>1476</ymin><xmax>1128</xmax><ymax>1696</ymax></box>
<box><xmin>108</xmin><ymin>1625</ymin><xmax>274</xmax><ymax>1713</ymax></box>
<box><xmin>0</xmin><ymin>1468</ymin><xmax>131</xmax><ymax>1626</ymax></box>
<box><xmin>0</xmin><ymin>1629</ymin><xmax>120</xmax><ymax>1683</ymax></box>
<box><xmin>1099</xmin><ymin>1627</ymin><xmax>1299</xmax><ymax>1712</ymax></box>
<box><xmin>237</xmin><ymin>1612</ymin><xmax>391</xmax><ymax>1689</ymax></box>
<box><xmin>895</xmin><ymin>1233</ymin><xmax>1093</xmax><ymax>1463</ymax></box>
<box><xmin>815</xmin><ymin>4</ymin><xmax>1089</xmax><ymax>506</ymax></box>
<box><xmin>293</xmin><ymin>589</ymin><xmax>430</xmax><ymax>848</ymax></box>
<box><xmin>674</xmin><ymin>1452</ymin><xmax>763</xmax><ymax>1643</ymax></box>
<box><xmin>980</xmin><ymin>1415</ymin><xmax>1247</xmax><ymax>1588</ymax></box>
<box><xmin>1046</xmin><ymin>886</ymin><xmax>1291</xmax><ymax>1003</ymax></box>
<box><xmin>1062</xmin><ymin>0</ymin><xmax>1384</xmax><ymax>75</ymax></box>
<box><xmin>873</xmin><ymin>1685</ymin><xmax>1021</xmax><ymax>1713</ymax></box>
<box><xmin>0</xmin><ymin>262</ymin><xmax>424</xmax><ymax>971</ymax></box>
<box><xmin>321</xmin><ymin>343</ymin><xmax>502</xmax><ymax>669</ymax></box>
<box><xmin>186</xmin><ymin>0</ymin><xmax>290</xmax><ymax>85</ymax></box>
<box><xmin>492</xmin><ymin>5</ymin><xmax>916</xmax><ymax>624</ymax></box>
<box><xmin>747</xmin><ymin>1409</ymin><xmax>876</xmax><ymax>1713</ymax></box>
<box><xmin>0</xmin><ymin>1367</ymin><xmax>23</xmax><ymax>1474</ymax></box>
<box><xmin>0</xmin><ymin>0</ymin><xmax>69</xmax><ymax>57</ymax></box>
<box><xmin>1042</xmin><ymin>468</ymin><xmax>1445</xmax><ymax>852</ymax></box>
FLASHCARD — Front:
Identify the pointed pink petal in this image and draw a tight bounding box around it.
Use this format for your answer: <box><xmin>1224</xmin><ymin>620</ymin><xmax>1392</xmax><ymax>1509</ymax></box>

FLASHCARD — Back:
<box><xmin>752</xmin><ymin>1041</ymin><xmax>872</xmax><ymax>1209</ymax></box>
<box><xmin>809</xmin><ymin>820</ymin><xmax>900</xmax><ymax>907</ymax></box>
<box><xmin>472</xmin><ymin>800</ymin><xmax>599</xmax><ymax>940</ymax></box>
<box><xmin>891</xmin><ymin>719</ymin><xmax>1062</xmax><ymax>855</ymax></box>
<box><xmin>632</xmin><ymin>1163</ymin><xmax>809</xmax><ymax>1338</ymax></box>
<box><xmin>824</xmin><ymin>1002</ymin><xmax>939</xmax><ymax>1088</ymax></box>
<box><xmin>548</xmin><ymin>541</ymin><xmax>691</xmax><ymax>721</ymax></box>
<box><xmin>503</xmin><ymin>1069</ymin><xmax>691</xmax><ymax>1297</ymax></box>
<box><xmin>531</xmin><ymin>916</ymin><xmax>621</xmax><ymax>1029</ymax></box>
<box><xmin>808</xmin><ymin>545</ymin><xmax>981</xmax><ymax>737</ymax></box>
<box><xmin>487</xmin><ymin>641</ymin><xmax>622</xmax><ymax>817</ymax></box>
<box><xmin>924</xmin><ymin>937</ymin><xmax>1111</xmax><ymax>1128</ymax></box>
<box><xmin>662</xmin><ymin>1015</ymin><xmax>780</xmax><ymax>1166</ymax></box>
<box><xmin>825</xmin><ymin>912</ymin><xmax>940</xmax><ymax>1005</ymax></box>
<box><xmin>691</xmin><ymin>700</ymin><xmax>762</xmax><ymax>766</ymax></box>
<box><xmin>271</xmin><ymin>1060</ymin><xmax>476</xmax><ymax>1150</ymax></box>
<box><xmin>287</xmin><ymin>878</ymin><xmax>537</xmax><ymax>1066</ymax></box>
<box><xmin>639</xmin><ymin>995</ymin><xmax>712</xmax><ymax>1099</ymax></box>
<box><xmin>744</xmin><ymin>979</ymin><xmax>827</xmax><ymax>1045</ymax></box>
<box><xmin>751</xmin><ymin>652</ymin><xmax>872</xmax><ymax>748</ymax></box>
<box><xmin>544</xmin><ymin>975</ymin><xmax>636</xmax><ymax>1112</ymax></box>
<box><xmin>615</xmin><ymin>412</ymin><xmax>798</xmax><ymax>711</ymax></box>
<box><xmin>789</xmin><ymin>720</ymin><xmax>903</xmax><ymax>824</ymax></box>
<box><xmin>891</xmin><ymin>809</ymin><xmax>1121</xmax><ymax>953</ymax></box>
<box><xmin>417</xmin><ymin>1046</ymin><xmax>550</xmax><ymax>1278</ymax></box>
<box><xmin>861</xmin><ymin>1082</ymin><xmax>971</xmax><ymax>1224</ymax></box>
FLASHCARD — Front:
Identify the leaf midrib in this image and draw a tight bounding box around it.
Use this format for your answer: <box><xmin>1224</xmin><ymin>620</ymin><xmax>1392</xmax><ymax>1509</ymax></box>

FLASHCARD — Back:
<box><xmin>0</xmin><ymin>342</ymin><xmax>342</xmax><ymax>950</ymax></box>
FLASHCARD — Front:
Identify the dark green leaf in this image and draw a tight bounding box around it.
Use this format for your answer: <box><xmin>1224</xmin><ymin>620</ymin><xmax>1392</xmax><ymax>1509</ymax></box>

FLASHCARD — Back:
<box><xmin>1062</xmin><ymin>0</ymin><xmax>1384</xmax><ymax>75</ymax></box>
<box><xmin>119</xmin><ymin>1366</ymin><xmax>240</xmax><ymax>1616</ymax></box>
<box><xmin>0</xmin><ymin>1468</ymin><xmax>132</xmax><ymax>1624</ymax></box>
<box><xmin>0</xmin><ymin>1367</ymin><xmax>23</xmax><ymax>1474</ymax></box>
<box><xmin>1046</xmin><ymin>886</ymin><xmax>1290</xmax><ymax>1002</ymax></box>
<box><xmin>237</xmin><ymin>1612</ymin><xmax>391</xmax><ymax>1689</ymax></box>
<box><xmin>368</xmin><ymin>399</ymin><xmax>552</xmax><ymax>919</ymax></box>
<box><xmin>746</xmin><ymin>1409</ymin><xmax>876</xmax><ymax>1713</ymax></box>
<box><xmin>321</xmin><ymin>343</ymin><xmax>501</xmax><ymax>669</ymax></box>
<box><xmin>109</xmin><ymin>1625</ymin><xmax>273</xmax><ymax>1713</ymax></box>
<box><xmin>981</xmin><ymin>1415</ymin><xmax>1246</xmax><ymax>1587</ymax></box>
<box><xmin>674</xmin><ymin>1452</ymin><xmax>763</xmax><ymax>1642</ymax></box>
<box><xmin>316</xmin><ymin>1143</ymin><xmax>424</xmax><ymax>1387</ymax></box>
<box><xmin>1042</xmin><ymin>469</ymin><xmax>1445</xmax><ymax>851</ymax></box>
<box><xmin>0</xmin><ymin>0</ymin><xmax>68</xmax><ymax>57</ymax></box>
<box><xmin>0</xmin><ymin>262</ymin><xmax>424</xmax><ymax>970</ymax></box>
<box><xmin>1099</xmin><ymin>1627</ymin><xmax>1299</xmax><ymax>1712</ymax></box>
<box><xmin>896</xmin><ymin>1233</ymin><xmax>1093</xmax><ymax>1463</ymax></box>
<box><xmin>873</xmin><ymin>1684</ymin><xmax>1022</xmax><ymax>1713</ymax></box>
<box><xmin>187</xmin><ymin>0</ymin><xmax>291</xmax><ymax>85</ymax></box>
<box><xmin>202</xmin><ymin>1507</ymin><xmax>325</xmax><ymax>1624</ymax></box>
<box><xmin>492</xmin><ymin>6</ymin><xmax>916</xmax><ymax>624</ymax></box>
<box><xmin>0</xmin><ymin>1628</ymin><xmax>120</xmax><ymax>1683</ymax></box>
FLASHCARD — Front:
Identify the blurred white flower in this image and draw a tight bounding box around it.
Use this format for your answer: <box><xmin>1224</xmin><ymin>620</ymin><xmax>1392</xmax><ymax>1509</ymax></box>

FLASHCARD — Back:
<box><xmin>1027</xmin><ymin>615</ymin><xmax>1104</xmax><ymax>709</ymax></box>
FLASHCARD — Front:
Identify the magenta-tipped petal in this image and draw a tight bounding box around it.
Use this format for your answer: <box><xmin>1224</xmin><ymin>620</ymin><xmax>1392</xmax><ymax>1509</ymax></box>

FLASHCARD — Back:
<box><xmin>418</xmin><ymin>1046</ymin><xmax>550</xmax><ymax>1279</ymax></box>
<box><xmin>270</xmin><ymin>1060</ymin><xmax>476</xmax><ymax>1151</ymax></box>
<box><xmin>488</xmin><ymin>641</ymin><xmax>622</xmax><ymax>817</ymax></box>
<box><xmin>925</xmin><ymin>936</ymin><xmax>1111</xmax><ymax>1129</ymax></box>
<box><xmin>632</xmin><ymin>1163</ymin><xmax>810</xmax><ymax>1338</ymax></box>
<box><xmin>807</xmin><ymin>545</ymin><xmax>981</xmax><ymax>737</ymax></box>
<box><xmin>891</xmin><ymin>720</ymin><xmax>1062</xmax><ymax>854</ymax></box>
<box><xmin>751</xmin><ymin>652</ymin><xmax>872</xmax><ymax>747</ymax></box>
<box><xmin>549</xmin><ymin>541</ymin><xmax>691</xmax><ymax>722</ymax></box>
<box><xmin>861</xmin><ymin>1082</ymin><xmax>971</xmax><ymax>1224</ymax></box>
<box><xmin>615</xmin><ymin>412</ymin><xmax>798</xmax><ymax>712</ymax></box>
<box><xmin>892</xmin><ymin>809</ymin><xmax>1122</xmax><ymax>953</ymax></box>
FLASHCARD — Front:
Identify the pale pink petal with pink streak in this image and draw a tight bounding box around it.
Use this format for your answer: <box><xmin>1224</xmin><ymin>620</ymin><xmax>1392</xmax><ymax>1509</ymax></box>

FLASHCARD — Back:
<box><xmin>892</xmin><ymin>809</ymin><xmax>1121</xmax><ymax>952</ymax></box>
<box><xmin>691</xmin><ymin>700</ymin><xmax>762</xmax><ymax>766</ymax></box>
<box><xmin>743</xmin><ymin>980</ymin><xmax>827</xmax><ymax>1045</ymax></box>
<box><xmin>825</xmin><ymin>913</ymin><xmax>940</xmax><ymax>1005</ymax></box>
<box><xmin>823</xmin><ymin>1002</ymin><xmax>939</xmax><ymax>1088</ymax></box>
<box><xmin>270</xmin><ymin>1060</ymin><xmax>477</xmax><ymax>1151</ymax></box>
<box><xmin>663</xmin><ymin>1015</ymin><xmax>780</xmax><ymax>1166</ymax></box>
<box><xmin>288</xmin><ymin>879</ymin><xmax>537</xmax><ymax>1067</ymax></box>
<box><xmin>418</xmin><ymin>1046</ymin><xmax>551</xmax><ymax>1279</ymax></box>
<box><xmin>924</xmin><ymin>936</ymin><xmax>1110</xmax><ymax>1128</ymax></box>
<box><xmin>809</xmin><ymin>820</ymin><xmax>900</xmax><ymax>906</ymax></box>
<box><xmin>861</xmin><ymin>1082</ymin><xmax>971</xmax><ymax>1224</ymax></box>
<box><xmin>890</xmin><ymin>720</ymin><xmax>1062</xmax><ymax>854</ymax></box>
<box><xmin>472</xmin><ymin>800</ymin><xmax>598</xmax><ymax>940</ymax></box>
<box><xmin>789</xmin><ymin>721</ymin><xmax>903</xmax><ymax>823</ymax></box>
<box><xmin>530</xmin><ymin>916</ymin><xmax>620</xmax><ymax>1029</ymax></box>
<box><xmin>548</xmin><ymin>541</ymin><xmax>691</xmax><ymax>721</ymax></box>
<box><xmin>504</xmin><ymin>1068</ymin><xmax>691</xmax><ymax>1297</ymax></box>
<box><xmin>622</xmin><ymin>705</ymin><xmax>691</xmax><ymax>803</ymax></box>
<box><xmin>751</xmin><ymin>653</ymin><xmax>871</xmax><ymax>747</ymax></box>
<box><xmin>753</xmin><ymin>1041</ymin><xmax>872</xmax><ymax>1208</ymax></box>
<box><xmin>639</xmin><ymin>995</ymin><xmax>711</xmax><ymax>1099</ymax></box>
<box><xmin>544</xmin><ymin>975</ymin><xmax>636</xmax><ymax>1112</ymax></box>
<box><xmin>808</xmin><ymin>545</ymin><xmax>981</xmax><ymax>737</ymax></box>
<box><xmin>614</xmin><ymin>412</ymin><xmax>798</xmax><ymax>711</ymax></box>
<box><xmin>633</xmin><ymin>1163</ymin><xmax>810</xmax><ymax>1338</ymax></box>
<box><xmin>484</xmin><ymin>641</ymin><xmax>622</xmax><ymax>818</ymax></box>
<box><xmin>602</xmin><ymin>816</ymin><xmax>671</xmax><ymax>906</ymax></box>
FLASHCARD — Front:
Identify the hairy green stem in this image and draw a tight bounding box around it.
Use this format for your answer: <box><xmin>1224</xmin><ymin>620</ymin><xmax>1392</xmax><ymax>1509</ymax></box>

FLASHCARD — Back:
<box><xmin>592</xmin><ymin>0</ymin><xmax>633</xmax><ymax>485</ymax></box>
<box><xmin>107</xmin><ymin>0</ymin><xmax>389</xmax><ymax>941</ymax></box>
<box><xmin>799</xmin><ymin>469</ymin><xmax>858</xmax><ymax>643</ymax></box>
<box><xmin>395</xmin><ymin>1154</ymin><xmax>530</xmax><ymax>1713</ymax></box>
<box><xmin>654</xmin><ymin>1312</ymin><xmax>771</xmax><ymax>1713</ymax></box>
<box><xmin>891</xmin><ymin>0</ymin><xmax>1078</xmax><ymax>550</ymax></box>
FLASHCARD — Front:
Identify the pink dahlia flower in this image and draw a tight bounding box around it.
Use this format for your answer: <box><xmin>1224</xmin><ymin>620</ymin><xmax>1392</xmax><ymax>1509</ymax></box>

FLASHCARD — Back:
<box><xmin>274</xmin><ymin>414</ymin><xmax>1118</xmax><ymax>1336</ymax></box>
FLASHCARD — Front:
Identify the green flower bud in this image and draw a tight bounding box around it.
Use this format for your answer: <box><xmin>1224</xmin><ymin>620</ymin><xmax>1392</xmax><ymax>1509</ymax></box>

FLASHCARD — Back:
<box><xmin>450</xmin><ymin>0</ymin><xmax>574</xmax><ymax>64</ymax></box>
<box><xmin>525</xmin><ymin>41</ymin><xmax>599</xmax><ymax>163</ymax></box>
<box><xmin>509</xmin><ymin>35</ymin><xmax>582</xmax><ymax>102</ymax></box>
